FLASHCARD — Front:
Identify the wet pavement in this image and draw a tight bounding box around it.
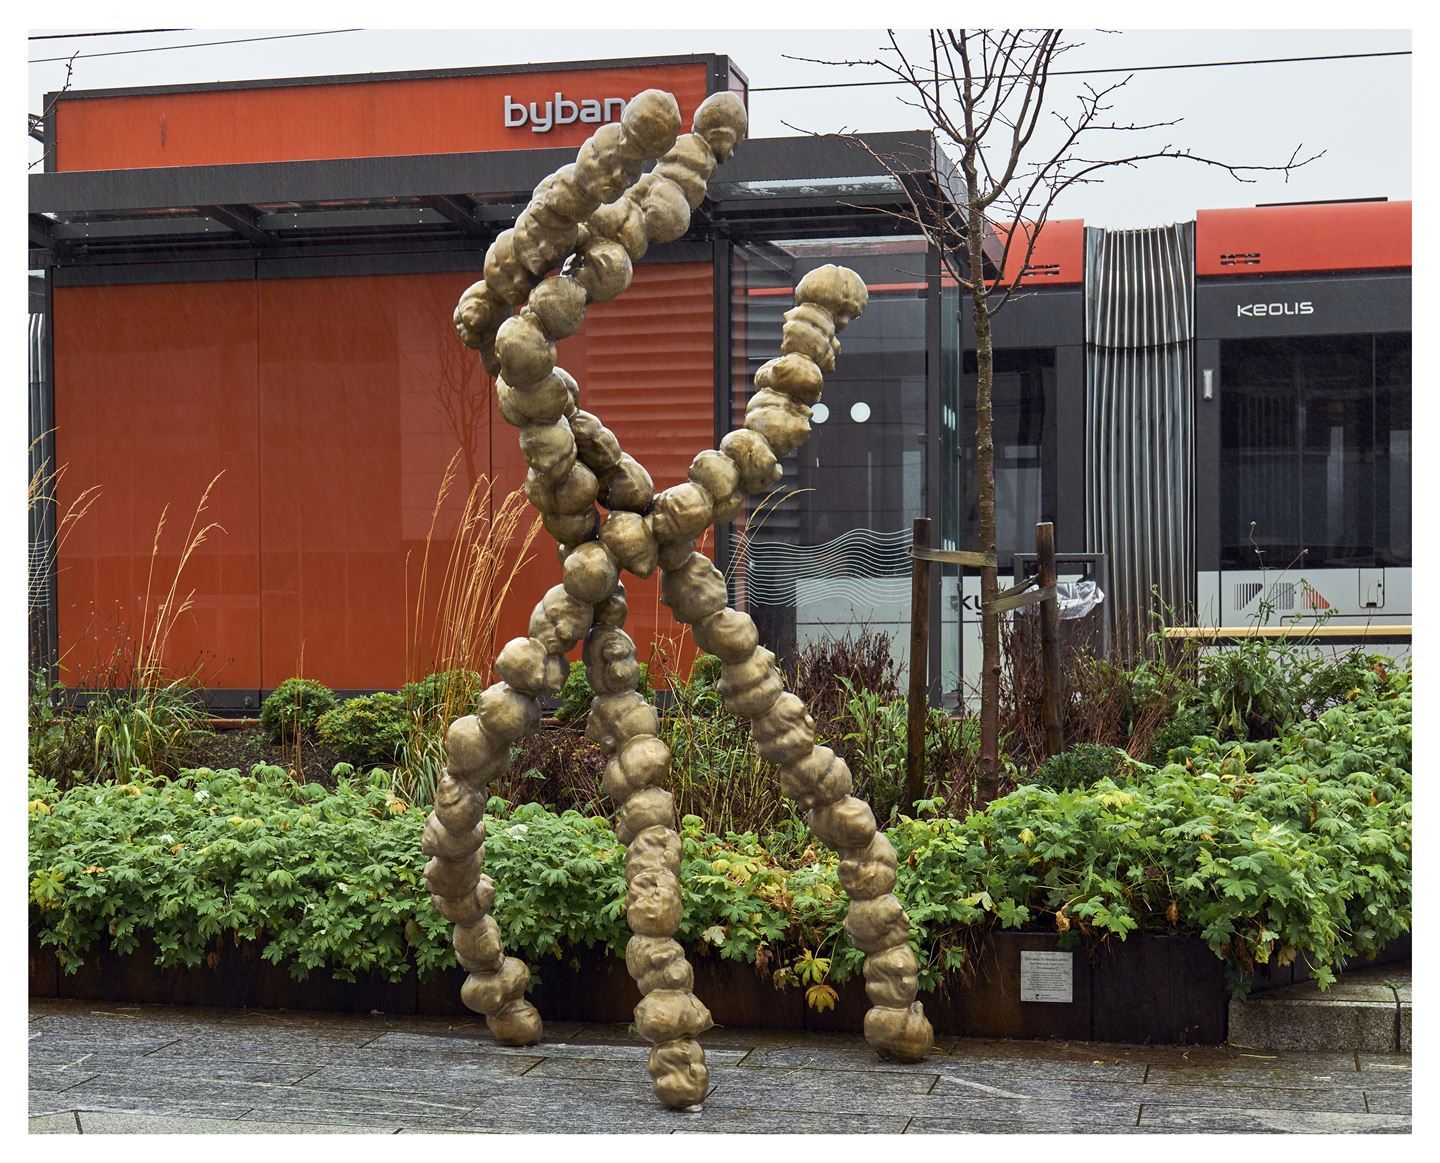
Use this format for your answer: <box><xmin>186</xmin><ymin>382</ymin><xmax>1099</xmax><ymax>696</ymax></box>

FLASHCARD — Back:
<box><xmin>28</xmin><ymin>999</ymin><xmax>1411</xmax><ymax>1134</ymax></box>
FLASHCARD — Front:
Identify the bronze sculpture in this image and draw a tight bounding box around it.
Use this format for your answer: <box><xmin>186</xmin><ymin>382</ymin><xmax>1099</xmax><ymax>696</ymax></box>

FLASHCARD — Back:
<box><xmin>426</xmin><ymin>87</ymin><xmax>933</xmax><ymax>1110</ymax></box>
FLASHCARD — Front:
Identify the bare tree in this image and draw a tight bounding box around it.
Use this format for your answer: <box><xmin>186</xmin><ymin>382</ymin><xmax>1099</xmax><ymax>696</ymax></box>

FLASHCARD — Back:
<box><xmin>792</xmin><ymin>29</ymin><xmax>1321</xmax><ymax>804</ymax></box>
<box><xmin>28</xmin><ymin>51</ymin><xmax>79</xmax><ymax>172</ymax></box>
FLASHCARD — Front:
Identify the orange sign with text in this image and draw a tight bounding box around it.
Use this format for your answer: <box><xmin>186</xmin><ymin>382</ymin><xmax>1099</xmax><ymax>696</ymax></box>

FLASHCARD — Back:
<box><xmin>52</xmin><ymin>61</ymin><xmax>715</xmax><ymax>172</ymax></box>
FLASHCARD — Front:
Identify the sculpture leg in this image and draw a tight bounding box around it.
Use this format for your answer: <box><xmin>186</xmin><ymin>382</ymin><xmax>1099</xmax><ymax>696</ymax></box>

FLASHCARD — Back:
<box><xmin>657</xmin><ymin>556</ymin><xmax>934</xmax><ymax>1062</ymax></box>
<box><xmin>427</xmin><ymin>581</ymin><xmax>597</xmax><ymax>1044</ymax></box>
<box><xmin>582</xmin><ymin>594</ymin><xmax>712</xmax><ymax>1108</ymax></box>
<box><xmin>424</xmin><ymin>686</ymin><xmax>549</xmax><ymax>1045</ymax></box>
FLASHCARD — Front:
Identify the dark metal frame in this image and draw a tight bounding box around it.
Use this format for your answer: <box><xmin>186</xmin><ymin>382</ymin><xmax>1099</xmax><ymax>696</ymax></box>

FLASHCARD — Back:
<box><xmin>31</xmin><ymin>131</ymin><xmax>959</xmax><ymax>262</ymax></box>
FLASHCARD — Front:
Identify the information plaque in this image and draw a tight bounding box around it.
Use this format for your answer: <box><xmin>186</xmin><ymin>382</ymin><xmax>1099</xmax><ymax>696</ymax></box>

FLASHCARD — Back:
<box><xmin>1019</xmin><ymin>950</ymin><xmax>1073</xmax><ymax>1003</ymax></box>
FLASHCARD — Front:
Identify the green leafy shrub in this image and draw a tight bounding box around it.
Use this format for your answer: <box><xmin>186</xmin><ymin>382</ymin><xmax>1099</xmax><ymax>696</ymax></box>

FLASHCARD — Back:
<box><xmin>401</xmin><ymin>669</ymin><xmax>482</xmax><ymax>720</ymax></box>
<box><xmin>391</xmin><ymin>669</ymin><xmax>485</xmax><ymax>807</ymax></box>
<box><xmin>316</xmin><ymin>693</ymin><xmax>409</xmax><ymax>768</ymax></box>
<box><xmin>683</xmin><ymin>653</ymin><xmax>724</xmax><ymax>715</ymax></box>
<box><xmin>554</xmin><ymin>659</ymin><xmax>651</xmax><ymax>725</ymax></box>
<box><xmin>1297</xmin><ymin>650</ymin><xmax>1382</xmax><ymax>716</ymax></box>
<box><xmin>259</xmin><ymin>678</ymin><xmax>337</xmax><ymax>745</ymax></box>
<box><xmin>1197</xmin><ymin>639</ymin><xmax>1305</xmax><ymax>740</ymax></box>
<box><xmin>29</xmin><ymin>672</ymin><xmax>96</xmax><ymax>788</ymax></box>
<box><xmin>1144</xmin><ymin>701</ymin><xmax>1215</xmax><ymax>766</ymax></box>
<box><xmin>833</xmin><ymin>678</ymin><xmax>972</xmax><ymax>819</ymax></box>
<box><xmin>28</xmin><ymin>664</ymin><xmax>1410</xmax><ymax>997</ymax></box>
<box><xmin>89</xmin><ymin>684</ymin><xmax>210</xmax><ymax>783</ymax></box>
<box><xmin>1027</xmin><ymin>742</ymin><xmax>1124</xmax><ymax>791</ymax></box>
<box><xmin>29</xmin><ymin>666</ymin><xmax>212</xmax><ymax>787</ymax></box>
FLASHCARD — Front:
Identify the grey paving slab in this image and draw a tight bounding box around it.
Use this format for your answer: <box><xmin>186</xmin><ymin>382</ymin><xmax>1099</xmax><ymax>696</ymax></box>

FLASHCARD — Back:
<box><xmin>454</xmin><ymin>1092</ymin><xmax>687</xmax><ymax>1134</ymax></box>
<box><xmin>1358</xmin><ymin>1051</ymin><xmax>1412</xmax><ymax>1073</ymax></box>
<box><xmin>231</xmin><ymin>1105</ymin><xmax>461</xmax><ymax>1130</ymax></box>
<box><xmin>907</xmin><ymin>1097</ymin><xmax>1144</xmax><ymax>1131</ymax></box>
<box><xmin>143</xmin><ymin>1027</ymin><xmax>388</xmax><ymax>1065</ymax></box>
<box><xmin>670</xmin><ymin>1108</ymin><xmax>911</xmax><ymax>1134</ymax></box>
<box><xmin>907</xmin><ymin>1111</ymin><xmax>1146</xmax><ymax>1134</ymax></box>
<box><xmin>29</xmin><ymin>1064</ymin><xmax>98</xmax><ymax>1092</ymax></box>
<box><xmin>950</xmin><ymin>1036</ymin><xmax>1150</xmax><ymax>1063</ymax></box>
<box><xmin>365</xmin><ymin>1028</ymin><xmax>749</xmax><ymax>1065</ymax></box>
<box><xmin>1399</xmin><ymin>1003</ymin><xmax>1411</xmax><ymax>1052</ymax></box>
<box><xmin>326</xmin><ymin>1044</ymin><xmax>545</xmax><ymax>1076</ymax></box>
<box><xmin>24</xmin><ymin>1001</ymin><xmax>1413</xmax><ymax>1135</ymax></box>
<box><xmin>528</xmin><ymin>1058</ymin><xmax>938</xmax><ymax>1102</ymax></box>
<box><xmin>30</xmin><ymin>1091</ymin><xmax>88</xmax><ymax>1117</ymax></box>
<box><xmin>1363</xmin><ymin>1088</ymin><xmax>1412</xmax><ymax>1115</ymax></box>
<box><xmin>28</xmin><ymin>1112</ymin><xmax>80</xmax><ymax>1134</ymax></box>
<box><xmin>734</xmin><ymin>1042</ymin><xmax>950</xmax><ymax>1075</ymax></box>
<box><xmin>29</xmin><ymin>997</ymin><xmax>505</xmax><ymax>1040</ymax></box>
<box><xmin>941</xmin><ymin>1054</ymin><xmax>1148</xmax><ymax>1085</ymax></box>
<box><xmin>298</xmin><ymin>1058</ymin><xmax>544</xmax><ymax>1096</ymax></box>
<box><xmin>1137</xmin><ymin>1103</ymin><xmax>1411</xmax><ymax>1133</ymax></box>
<box><xmin>561</xmin><ymin>1023</ymin><xmax>770</xmax><ymax>1051</ymax></box>
<box><xmin>1145</xmin><ymin>1059</ymin><xmax>1366</xmax><ymax>1089</ymax></box>
<box><xmin>33</xmin><ymin>997</ymin><xmax>336</xmax><ymax>1022</ymax></box>
<box><xmin>28</xmin><ymin>1031</ymin><xmax>184</xmax><ymax>1060</ymax></box>
<box><xmin>704</xmin><ymin>1069</ymin><xmax>939</xmax><ymax>1117</ymax></box>
<box><xmin>64</xmin><ymin>1074</ymin><xmax>479</xmax><ymax>1125</ymax></box>
<box><xmin>932</xmin><ymin>1075</ymin><xmax>1368</xmax><ymax>1113</ymax></box>
<box><xmin>1268</xmin><ymin>966</ymin><xmax>1409</xmax><ymax>1003</ymax></box>
<box><xmin>31</xmin><ymin>1089</ymin><xmax>254</xmax><ymax>1121</ymax></box>
<box><xmin>37</xmin><ymin>1055</ymin><xmax>320</xmax><ymax>1086</ymax></box>
<box><xmin>516</xmin><ymin>1050</ymin><xmax>751</xmax><ymax>1083</ymax></box>
<box><xmin>74</xmin><ymin>1111</ymin><xmax>391</xmax><ymax>1134</ymax></box>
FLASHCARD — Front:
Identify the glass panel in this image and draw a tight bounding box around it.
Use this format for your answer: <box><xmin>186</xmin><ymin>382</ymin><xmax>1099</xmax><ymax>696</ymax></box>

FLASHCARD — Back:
<box><xmin>1375</xmin><ymin>333</ymin><xmax>1411</xmax><ymax>566</ymax></box>
<box><xmin>730</xmin><ymin>237</ymin><xmax>930</xmax><ymax>677</ymax></box>
<box><xmin>1220</xmin><ymin>334</ymin><xmax>1381</xmax><ymax>570</ymax></box>
<box><xmin>1299</xmin><ymin>341</ymin><xmax>1373</xmax><ymax>567</ymax></box>
<box><xmin>960</xmin><ymin>347</ymin><xmax>1054</xmax><ymax>566</ymax></box>
<box><xmin>1220</xmin><ymin>338</ymin><xmax>1301</xmax><ymax>568</ymax></box>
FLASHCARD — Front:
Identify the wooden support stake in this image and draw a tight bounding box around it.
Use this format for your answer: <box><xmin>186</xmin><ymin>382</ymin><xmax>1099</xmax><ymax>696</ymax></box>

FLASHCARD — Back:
<box><xmin>1036</xmin><ymin>521</ymin><xmax>1065</xmax><ymax>758</ymax></box>
<box><xmin>906</xmin><ymin>517</ymin><xmax>931</xmax><ymax>811</ymax></box>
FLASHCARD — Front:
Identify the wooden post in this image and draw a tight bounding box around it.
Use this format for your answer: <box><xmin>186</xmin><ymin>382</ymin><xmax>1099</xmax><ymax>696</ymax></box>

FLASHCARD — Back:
<box><xmin>906</xmin><ymin>517</ymin><xmax>931</xmax><ymax>811</ymax></box>
<box><xmin>1036</xmin><ymin>521</ymin><xmax>1065</xmax><ymax>758</ymax></box>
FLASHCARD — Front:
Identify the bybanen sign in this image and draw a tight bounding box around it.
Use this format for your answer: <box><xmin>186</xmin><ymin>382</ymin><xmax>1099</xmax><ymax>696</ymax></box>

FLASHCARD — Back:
<box><xmin>505</xmin><ymin>93</ymin><xmax>629</xmax><ymax>133</ymax></box>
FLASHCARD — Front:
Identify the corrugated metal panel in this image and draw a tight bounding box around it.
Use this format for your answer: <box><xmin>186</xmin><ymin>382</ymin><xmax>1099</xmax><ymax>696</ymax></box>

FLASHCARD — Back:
<box><xmin>1085</xmin><ymin>223</ymin><xmax>1195</xmax><ymax>653</ymax></box>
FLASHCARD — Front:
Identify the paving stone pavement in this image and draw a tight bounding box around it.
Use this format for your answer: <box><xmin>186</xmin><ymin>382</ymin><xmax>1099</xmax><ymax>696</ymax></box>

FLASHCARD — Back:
<box><xmin>27</xmin><ymin>999</ymin><xmax>1411</xmax><ymax>1134</ymax></box>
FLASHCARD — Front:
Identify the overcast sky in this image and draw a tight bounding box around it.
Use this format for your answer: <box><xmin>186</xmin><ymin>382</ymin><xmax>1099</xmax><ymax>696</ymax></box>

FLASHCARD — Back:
<box><xmin>27</xmin><ymin>26</ymin><xmax>1412</xmax><ymax>228</ymax></box>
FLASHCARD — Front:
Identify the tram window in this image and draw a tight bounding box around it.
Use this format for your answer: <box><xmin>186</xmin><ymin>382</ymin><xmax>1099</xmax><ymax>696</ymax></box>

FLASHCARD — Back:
<box><xmin>1376</xmin><ymin>334</ymin><xmax>1412</xmax><ymax>566</ymax></box>
<box><xmin>961</xmin><ymin>348</ymin><xmax>1055</xmax><ymax>562</ymax></box>
<box><xmin>1220</xmin><ymin>334</ymin><xmax>1411</xmax><ymax>569</ymax></box>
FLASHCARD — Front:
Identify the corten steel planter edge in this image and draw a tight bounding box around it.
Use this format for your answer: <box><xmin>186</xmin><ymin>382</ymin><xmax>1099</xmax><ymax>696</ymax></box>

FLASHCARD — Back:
<box><xmin>36</xmin><ymin>929</ymin><xmax>1409</xmax><ymax>1044</ymax></box>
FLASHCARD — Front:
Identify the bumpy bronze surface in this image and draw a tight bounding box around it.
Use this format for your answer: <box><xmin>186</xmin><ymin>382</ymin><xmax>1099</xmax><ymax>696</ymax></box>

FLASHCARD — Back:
<box><xmin>431</xmin><ymin>87</ymin><xmax>932</xmax><ymax>1111</ymax></box>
